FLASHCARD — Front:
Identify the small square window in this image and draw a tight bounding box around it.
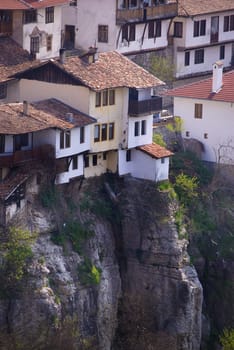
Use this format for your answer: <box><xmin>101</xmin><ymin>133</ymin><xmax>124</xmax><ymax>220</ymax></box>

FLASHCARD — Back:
<box><xmin>204</xmin><ymin>133</ymin><xmax>208</xmax><ymax>139</ymax></box>
<box><xmin>185</xmin><ymin>131</ymin><xmax>190</xmax><ymax>137</ymax></box>
<box><xmin>94</xmin><ymin>125</ymin><xmax>100</xmax><ymax>142</ymax></box>
<box><xmin>95</xmin><ymin>92</ymin><xmax>101</xmax><ymax>107</ymax></box>
<box><xmin>161</xmin><ymin>158</ymin><xmax>165</xmax><ymax>164</ymax></box>
<box><xmin>24</xmin><ymin>9</ymin><xmax>37</xmax><ymax>24</ymax></box>
<box><xmin>93</xmin><ymin>154</ymin><xmax>97</xmax><ymax>166</ymax></box>
<box><xmin>194</xmin><ymin>49</ymin><xmax>204</xmax><ymax>64</ymax></box>
<box><xmin>72</xmin><ymin>155</ymin><xmax>78</xmax><ymax>170</ymax></box>
<box><xmin>174</xmin><ymin>22</ymin><xmax>183</xmax><ymax>38</ymax></box>
<box><xmin>126</xmin><ymin>150</ymin><xmax>131</xmax><ymax>162</ymax></box>
<box><xmin>98</xmin><ymin>25</ymin><xmax>108</xmax><ymax>43</ymax></box>
<box><xmin>194</xmin><ymin>103</ymin><xmax>203</xmax><ymax>119</ymax></box>
<box><xmin>45</xmin><ymin>7</ymin><xmax>54</xmax><ymax>24</ymax></box>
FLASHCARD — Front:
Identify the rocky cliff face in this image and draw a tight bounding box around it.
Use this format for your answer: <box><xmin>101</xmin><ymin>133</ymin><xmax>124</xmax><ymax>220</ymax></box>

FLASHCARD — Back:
<box><xmin>0</xmin><ymin>175</ymin><xmax>202</xmax><ymax>350</ymax></box>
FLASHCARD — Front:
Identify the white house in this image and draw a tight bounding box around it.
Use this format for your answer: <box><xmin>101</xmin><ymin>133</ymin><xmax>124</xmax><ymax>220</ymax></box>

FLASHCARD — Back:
<box><xmin>11</xmin><ymin>49</ymin><xmax>173</xmax><ymax>181</ymax></box>
<box><xmin>62</xmin><ymin>0</ymin><xmax>177</xmax><ymax>55</ymax></box>
<box><xmin>0</xmin><ymin>0</ymin><xmax>69</xmax><ymax>60</ymax></box>
<box><xmin>167</xmin><ymin>62</ymin><xmax>234</xmax><ymax>163</ymax></box>
<box><xmin>171</xmin><ymin>0</ymin><xmax>234</xmax><ymax>78</ymax></box>
<box><xmin>0</xmin><ymin>99</ymin><xmax>96</xmax><ymax>185</ymax></box>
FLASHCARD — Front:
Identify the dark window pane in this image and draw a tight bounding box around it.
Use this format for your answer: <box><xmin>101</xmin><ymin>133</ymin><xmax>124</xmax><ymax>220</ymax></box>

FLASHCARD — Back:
<box><xmin>109</xmin><ymin>123</ymin><xmax>114</xmax><ymax>140</ymax></box>
<box><xmin>134</xmin><ymin>121</ymin><xmax>139</xmax><ymax>136</ymax></box>
<box><xmin>101</xmin><ymin>124</ymin><xmax>107</xmax><ymax>141</ymax></box>
<box><xmin>94</xmin><ymin>125</ymin><xmax>100</xmax><ymax>142</ymax></box>
<box><xmin>95</xmin><ymin>92</ymin><xmax>101</xmax><ymax>107</ymax></box>
<box><xmin>184</xmin><ymin>51</ymin><xmax>190</xmax><ymax>66</ymax></box>
<box><xmin>80</xmin><ymin>126</ymin><xmax>85</xmax><ymax>143</ymax></box>
<box><xmin>92</xmin><ymin>154</ymin><xmax>97</xmax><ymax>166</ymax></box>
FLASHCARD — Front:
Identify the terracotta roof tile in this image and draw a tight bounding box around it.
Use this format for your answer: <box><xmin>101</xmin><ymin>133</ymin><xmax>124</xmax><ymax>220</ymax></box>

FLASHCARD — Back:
<box><xmin>137</xmin><ymin>143</ymin><xmax>173</xmax><ymax>159</ymax></box>
<box><xmin>178</xmin><ymin>0</ymin><xmax>234</xmax><ymax>16</ymax></box>
<box><xmin>167</xmin><ymin>70</ymin><xmax>234</xmax><ymax>103</ymax></box>
<box><xmin>0</xmin><ymin>99</ymin><xmax>96</xmax><ymax>135</ymax></box>
<box><xmin>53</xmin><ymin>51</ymin><xmax>164</xmax><ymax>91</ymax></box>
<box><xmin>0</xmin><ymin>37</ymin><xmax>39</xmax><ymax>83</ymax></box>
<box><xmin>0</xmin><ymin>0</ymin><xmax>69</xmax><ymax>10</ymax></box>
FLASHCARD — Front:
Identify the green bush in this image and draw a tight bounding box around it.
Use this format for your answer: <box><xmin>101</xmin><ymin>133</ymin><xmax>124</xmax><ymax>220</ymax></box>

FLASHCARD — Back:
<box><xmin>153</xmin><ymin>133</ymin><xmax>166</xmax><ymax>147</ymax></box>
<box><xmin>174</xmin><ymin>173</ymin><xmax>198</xmax><ymax>206</ymax></box>
<box><xmin>39</xmin><ymin>185</ymin><xmax>59</xmax><ymax>208</ymax></box>
<box><xmin>78</xmin><ymin>258</ymin><xmax>102</xmax><ymax>286</ymax></box>
<box><xmin>220</xmin><ymin>328</ymin><xmax>234</xmax><ymax>350</ymax></box>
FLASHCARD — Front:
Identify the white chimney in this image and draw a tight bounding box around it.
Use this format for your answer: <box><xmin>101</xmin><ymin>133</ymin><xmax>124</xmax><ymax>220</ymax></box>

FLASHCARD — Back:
<box><xmin>212</xmin><ymin>61</ymin><xmax>223</xmax><ymax>93</ymax></box>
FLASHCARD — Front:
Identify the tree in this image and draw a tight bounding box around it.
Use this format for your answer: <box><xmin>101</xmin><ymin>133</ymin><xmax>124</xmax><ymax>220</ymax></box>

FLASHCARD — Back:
<box><xmin>220</xmin><ymin>328</ymin><xmax>234</xmax><ymax>350</ymax></box>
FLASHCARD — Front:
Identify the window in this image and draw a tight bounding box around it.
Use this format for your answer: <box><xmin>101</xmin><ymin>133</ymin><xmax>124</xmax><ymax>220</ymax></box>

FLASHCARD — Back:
<box><xmin>95</xmin><ymin>90</ymin><xmax>115</xmax><ymax>107</ymax></box>
<box><xmin>194</xmin><ymin>49</ymin><xmax>204</xmax><ymax>64</ymax></box>
<box><xmin>0</xmin><ymin>83</ymin><xmax>7</xmax><ymax>99</ymax></box>
<box><xmin>46</xmin><ymin>35</ymin><xmax>52</xmax><ymax>51</ymax></box>
<box><xmin>80</xmin><ymin>126</ymin><xmax>85</xmax><ymax>143</ymax></box>
<box><xmin>95</xmin><ymin>92</ymin><xmax>101</xmax><ymax>107</ymax></box>
<box><xmin>148</xmin><ymin>20</ymin><xmax>161</xmax><ymax>38</ymax></box>
<box><xmin>103</xmin><ymin>90</ymin><xmax>108</xmax><ymax>106</ymax></box>
<box><xmin>70</xmin><ymin>0</ymin><xmax>77</xmax><ymax>6</ymax></box>
<box><xmin>129</xmin><ymin>23</ymin><xmax>136</xmax><ymax>41</ymax></box>
<box><xmin>94</xmin><ymin>125</ymin><xmax>100</xmax><ymax>142</ymax></box>
<box><xmin>204</xmin><ymin>133</ymin><xmax>208</xmax><ymax>139</ymax></box>
<box><xmin>174</xmin><ymin>22</ymin><xmax>183</xmax><ymax>38</ymax></box>
<box><xmin>30</xmin><ymin>36</ymin><xmax>39</xmax><ymax>53</ymax></box>
<box><xmin>220</xmin><ymin>45</ymin><xmax>225</xmax><ymax>60</ymax></box>
<box><xmin>161</xmin><ymin>158</ymin><xmax>165</xmax><ymax>164</ymax></box>
<box><xmin>72</xmin><ymin>155</ymin><xmax>78</xmax><ymax>170</ymax></box>
<box><xmin>103</xmin><ymin>152</ymin><xmax>107</xmax><ymax>160</ymax></box>
<box><xmin>98</xmin><ymin>25</ymin><xmax>108</xmax><ymax>43</ymax></box>
<box><xmin>193</xmin><ymin>20</ymin><xmax>206</xmax><ymax>37</ymax></box>
<box><xmin>126</xmin><ymin>150</ymin><xmax>131</xmax><ymax>162</ymax></box>
<box><xmin>60</xmin><ymin>130</ymin><xmax>71</xmax><ymax>149</ymax></box>
<box><xmin>92</xmin><ymin>154</ymin><xmax>97</xmax><ymax>166</ymax></box>
<box><xmin>23</xmin><ymin>9</ymin><xmax>37</xmax><ymax>24</ymax></box>
<box><xmin>45</xmin><ymin>7</ymin><xmax>54</xmax><ymax>24</ymax></box>
<box><xmin>185</xmin><ymin>131</ymin><xmax>190</xmax><ymax>137</ymax></box>
<box><xmin>101</xmin><ymin>124</ymin><xmax>108</xmax><ymax>141</ymax></box>
<box><xmin>20</xmin><ymin>133</ymin><xmax>29</xmax><ymax>147</ymax></box>
<box><xmin>94</xmin><ymin>123</ymin><xmax>115</xmax><ymax>142</ymax></box>
<box><xmin>141</xmin><ymin>120</ymin><xmax>146</xmax><ymax>135</ymax></box>
<box><xmin>224</xmin><ymin>15</ymin><xmax>234</xmax><ymax>32</ymax></box>
<box><xmin>109</xmin><ymin>90</ymin><xmax>115</xmax><ymax>105</ymax></box>
<box><xmin>122</xmin><ymin>23</ymin><xmax>135</xmax><ymax>42</ymax></box>
<box><xmin>134</xmin><ymin>121</ymin><xmax>139</xmax><ymax>136</ymax></box>
<box><xmin>0</xmin><ymin>135</ymin><xmax>5</xmax><ymax>153</ymax></box>
<box><xmin>184</xmin><ymin>51</ymin><xmax>190</xmax><ymax>66</ymax></box>
<box><xmin>194</xmin><ymin>103</ymin><xmax>203</xmax><ymax>119</ymax></box>
<box><xmin>84</xmin><ymin>155</ymin><xmax>89</xmax><ymax>168</ymax></box>
<box><xmin>109</xmin><ymin>123</ymin><xmax>115</xmax><ymax>140</ymax></box>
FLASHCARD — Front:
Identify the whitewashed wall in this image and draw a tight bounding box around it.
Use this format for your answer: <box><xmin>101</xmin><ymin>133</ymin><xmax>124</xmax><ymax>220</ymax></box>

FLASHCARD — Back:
<box><xmin>128</xmin><ymin>115</ymin><xmax>153</xmax><ymax>148</ymax></box>
<box><xmin>118</xmin><ymin>149</ymin><xmax>170</xmax><ymax>181</ymax></box>
<box><xmin>174</xmin><ymin>96</ymin><xmax>234</xmax><ymax>163</ymax></box>
<box><xmin>55</xmin><ymin>154</ymin><xmax>84</xmax><ymax>184</ymax></box>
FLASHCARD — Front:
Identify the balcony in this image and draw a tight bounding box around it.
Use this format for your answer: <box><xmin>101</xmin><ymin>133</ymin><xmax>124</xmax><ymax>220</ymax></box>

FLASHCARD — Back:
<box><xmin>128</xmin><ymin>96</ymin><xmax>162</xmax><ymax>116</ymax></box>
<box><xmin>116</xmin><ymin>3</ymin><xmax>177</xmax><ymax>24</ymax></box>
<box><xmin>0</xmin><ymin>145</ymin><xmax>55</xmax><ymax>168</ymax></box>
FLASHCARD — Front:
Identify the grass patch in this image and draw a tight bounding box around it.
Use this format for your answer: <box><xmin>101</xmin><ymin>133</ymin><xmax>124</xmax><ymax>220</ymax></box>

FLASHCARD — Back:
<box><xmin>78</xmin><ymin>258</ymin><xmax>102</xmax><ymax>286</ymax></box>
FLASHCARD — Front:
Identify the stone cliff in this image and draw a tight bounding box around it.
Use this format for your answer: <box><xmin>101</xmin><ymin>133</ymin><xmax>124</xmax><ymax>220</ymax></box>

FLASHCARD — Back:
<box><xmin>0</xmin><ymin>175</ymin><xmax>202</xmax><ymax>350</ymax></box>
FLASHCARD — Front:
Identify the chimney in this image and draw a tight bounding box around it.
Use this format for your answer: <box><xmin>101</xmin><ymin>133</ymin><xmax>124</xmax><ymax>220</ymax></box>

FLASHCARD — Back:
<box><xmin>59</xmin><ymin>48</ymin><xmax>66</xmax><ymax>64</ymax></box>
<box><xmin>66</xmin><ymin>112</ymin><xmax>74</xmax><ymax>122</ymax></box>
<box><xmin>212</xmin><ymin>61</ymin><xmax>223</xmax><ymax>93</ymax></box>
<box><xmin>23</xmin><ymin>100</ymin><xmax>28</xmax><ymax>116</ymax></box>
<box><xmin>88</xmin><ymin>46</ymin><xmax>98</xmax><ymax>63</ymax></box>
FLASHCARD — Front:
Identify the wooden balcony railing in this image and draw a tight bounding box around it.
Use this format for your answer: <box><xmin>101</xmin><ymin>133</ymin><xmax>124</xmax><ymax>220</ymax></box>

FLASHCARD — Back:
<box><xmin>0</xmin><ymin>144</ymin><xmax>55</xmax><ymax>168</ymax></box>
<box><xmin>128</xmin><ymin>96</ymin><xmax>162</xmax><ymax>116</ymax></box>
<box><xmin>116</xmin><ymin>3</ymin><xmax>177</xmax><ymax>24</ymax></box>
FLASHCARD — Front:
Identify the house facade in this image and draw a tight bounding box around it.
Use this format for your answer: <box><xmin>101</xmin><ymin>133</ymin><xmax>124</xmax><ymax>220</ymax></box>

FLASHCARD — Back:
<box><xmin>0</xmin><ymin>0</ymin><xmax>68</xmax><ymax>60</ymax></box>
<box><xmin>171</xmin><ymin>0</ymin><xmax>234</xmax><ymax>78</ymax></box>
<box><xmin>167</xmin><ymin>63</ymin><xmax>234</xmax><ymax>163</ymax></box>
<box><xmin>12</xmin><ymin>50</ymin><xmax>172</xmax><ymax>180</ymax></box>
<box><xmin>62</xmin><ymin>0</ymin><xmax>177</xmax><ymax>54</ymax></box>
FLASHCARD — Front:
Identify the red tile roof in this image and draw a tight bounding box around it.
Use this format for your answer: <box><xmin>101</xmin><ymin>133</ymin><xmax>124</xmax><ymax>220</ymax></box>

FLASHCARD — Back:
<box><xmin>0</xmin><ymin>37</ymin><xmax>38</xmax><ymax>83</ymax></box>
<box><xmin>167</xmin><ymin>70</ymin><xmax>234</xmax><ymax>103</ymax></box>
<box><xmin>0</xmin><ymin>0</ymin><xmax>68</xmax><ymax>10</ymax></box>
<box><xmin>137</xmin><ymin>143</ymin><xmax>173</xmax><ymax>159</ymax></box>
<box><xmin>52</xmin><ymin>51</ymin><xmax>164</xmax><ymax>91</ymax></box>
<box><xmin>178</xmin><ymin>0</ymin><xmax>234</xmax><ymax>16</ymax></box>
<box><xmin>0</xmin><ymin>99</ymin><xmax>96</xmax><ymax>135</ymax></box>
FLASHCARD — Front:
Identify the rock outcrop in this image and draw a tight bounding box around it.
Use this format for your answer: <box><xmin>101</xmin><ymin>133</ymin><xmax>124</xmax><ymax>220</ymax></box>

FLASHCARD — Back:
<box><xmin>0</xmin><ymin>176</ymin><xmax>202</xmax><ymax>350</ymax></box>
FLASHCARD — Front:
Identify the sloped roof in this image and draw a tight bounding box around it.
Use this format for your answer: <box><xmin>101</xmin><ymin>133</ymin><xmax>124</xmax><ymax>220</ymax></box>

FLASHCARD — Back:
<box><xmin>0</xmin><ymin>37</ymin><xmax>38</xmax><ymax>83</ymax></box>
<box><xmin>178</xmin><ymin>0</ymin><xmax>234</xmax><ymax>16</ymax></box>
<box><xmin>0</xmin><ymin>99</ymin><xmax>96</xmax><ymax>135</ymax></box>
<box><xmin>137</xmin><ymin>143</ymin><xmax>173</xmax><ymax>159</ymax></box>
<box><xmin>0</xmin><ymin>0</ymin><xmax>68</xmax><ymax>10</ymax></box>
<box><xmin>166</xmin><ymin>70</ymin><xmax>234</xmax><ymax>103</ymax></box>
<box><xmin>56</xmin><ymin>51</ymin><xmax>165</xmax><ymax>91</ymax></box>
<box><xmin>0</xmin><ymin>170</ymin><xmax>29</xmax><ymax>201</ymax></box>
<box><xmin>14</xmin><ymin>51</ymin><xmax>164</xmax><ymax>91</ymax></box>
